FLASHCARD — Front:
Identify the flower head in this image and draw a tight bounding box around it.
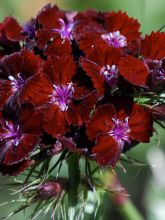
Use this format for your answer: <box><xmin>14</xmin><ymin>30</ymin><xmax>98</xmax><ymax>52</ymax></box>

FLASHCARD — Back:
<box><xmin>87</xmin><ymin>101</ymin><xmax>153</xmax><ymax>166</ymax></box>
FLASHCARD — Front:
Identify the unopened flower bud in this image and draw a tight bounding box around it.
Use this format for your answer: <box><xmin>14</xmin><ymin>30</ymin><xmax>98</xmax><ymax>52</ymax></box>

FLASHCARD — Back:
<box><xmin>38</xmin><ymin>181</ymin><xmax>63</xmax><ymax>199</ymax></box>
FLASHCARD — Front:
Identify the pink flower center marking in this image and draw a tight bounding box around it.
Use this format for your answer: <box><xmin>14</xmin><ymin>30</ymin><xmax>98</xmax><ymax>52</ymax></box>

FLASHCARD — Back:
<box><xmin>0</xmin><ymin>121</ymin><xmax>20</xmax><ymax>146</ymax></box>
<box><xmin>101</xmin><ymin>31</ymin><xmax>127</xmax><ymax>48</ymax></box>
<box><xmin>100</xmin><ymin>64</ymin><xmax>118</xmax><ymax>85</ymax></box>
<box><xmin>108</xmin><ymin>117</ymin><xmax>130</xmax><ymax>148</ymax></box>
<box><xmin>8</xmin><ymin>73</ymin><xmax>24</xmax><ymax>91</ymax></box>
<box><xmin>53</xmin><ymin>18</ymin><xmax>74</xmax><ymax>40</ymax></box>
<box><xmin>50</xmin><ymin>83</ymin><xmax>74</xmax><ymax>111</ymax></box>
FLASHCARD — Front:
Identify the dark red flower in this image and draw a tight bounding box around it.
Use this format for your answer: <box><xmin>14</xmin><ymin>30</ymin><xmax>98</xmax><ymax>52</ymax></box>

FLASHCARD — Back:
<box><xmin>0</xmin><ymin>49</ymin><xmax>42</xmax><ymax>110</ymax></box>
<box><xmin>77</xmin><ymin>11</ymin><xmax>140</xmax><ymax>58</ymax></box>
<box><xmin>81</xmin><ymin>44</ymin><xmax>121</xmax><ymax>96</ymax></box>
<box><xmin>0</xmin><ymin>116</ymin><xmax>40</xmax><ymax>173</ymax></box>
<box><xmin>87</xmin><ymin>102</ymin><xmax>153</xmax><ymax>166</ymax></box>
<box><xmin>104</xmin><ymin>11</ymin><xmax>141</xmax><ymax>42</ymax></box>
<box><xmin>36</xmin><ymin>29</ymin><xmax>72</xmax><ymax>57</ymax></box>
<box><xmin>35</xmin><ymin>4</ymin><xmax>75</xmax><ymax>56</ymax></box>
<box><xmin>20</xmin><ymin>55</ymin><xmax>96</xmax><ymax>138</ymax></box>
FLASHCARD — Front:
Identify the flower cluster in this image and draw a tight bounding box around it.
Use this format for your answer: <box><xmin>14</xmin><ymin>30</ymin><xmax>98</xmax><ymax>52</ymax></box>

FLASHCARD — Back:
<box><xmin>0</xmin><ymin>4</ymin><xmax>164</xmax><ymax>176</ymax></box>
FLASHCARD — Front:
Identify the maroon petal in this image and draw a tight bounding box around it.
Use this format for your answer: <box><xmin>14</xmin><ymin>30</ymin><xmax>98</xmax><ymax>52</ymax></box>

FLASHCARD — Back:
<box><xmin>43</xmin><ymin>105</ymin><xmax>67</xmax><ymax>138</ymax></box>
<box><xmin>119</xmin><ymin>55</ymin><xmax>149</xmax><ymax>87</ymax></box>
<box><xmin>79</xmin><ymin>34</ymin><xmax>121</xmax><ymax>65</ymax></box>
<box><xmin>45</xmin><ymin>36</ymin><xmax>72</xmax><ymax>57</ymax></box>
<box><xmin>87</xmin><ymin>104</ymin><xmax>116</xmax><ymax>140</ymax></box>
<box><xmin>1</xmin><ymin>17</ymin><xmax>23</xmax><ymax>41</ymax></box>
<box><xmin>19</xmin><ymin>50</ymin><xmax>42</xmax><ymax>77</ymax></box>
<box><xmin>92</xmin><ymin>134</ymin><xmax>121</xmax><ymax>166</ymax></box>
<box><xmin>2</xmin><ymin>134</ymin><xmax>40</xmax><ymax>165</ymax></box>
<box><xmin>65</xmin><ymin>107</ymin><xmax>83</xmax><ymax>126</ymax></box>
<box><xmin>71</xmin><ymin>90</ymin><xmax>96</xmax><ymax>123</ymax></box>
<box><xmin>36</xmin><ymin>30</ymin><xmax>72</xmax><ymax>56</ymax></box>
<box><xmin>72</xmin><ymin>11</ymin><xmax>104</xmax><ymax>42</ymax></box>
<box><xmin>37</xmin><ymin>4</ymin><xmax>64</xmax><ymax>29</ymax></box>
<box><xmin>141</xmin><ymin>32</ymin><xmax>165</xmax><ymax>60</ymax></box>
<box><xmin>129</xmin><ymin>104</ymin><xmax>153</xmax><ymax>142</ymax></box>
<box><xmin>0</xmin><ymin>80</ymin><xmax>13</xmax><ymax>110</ymax></box>
<box><xmin>79</xmin><ymin>34</ymin><xmax>107</xmax><ymax>57</ymax></box>
<box><xmin>2</xmin><ymin>49</ymin><xmax>42</xmax><ymax>78</ymax></box>
<box><xmin>19</xmin><ymin>104</ymin><xmax>44</xmax><ymax>135</ymax></box>
<box><xmin>20</xmin><ymin>73</ymin><xmax>53</xmax><ymax>106</ymax></box>
<box><xmin>80</xmin><ymin>57</ymin><xmax>105</xmax><ymax>96</ymax></box>
<box><xmin>44</xmin><ymin>55</ymin><xmax>76</xmax><ymax>84</ymax></box>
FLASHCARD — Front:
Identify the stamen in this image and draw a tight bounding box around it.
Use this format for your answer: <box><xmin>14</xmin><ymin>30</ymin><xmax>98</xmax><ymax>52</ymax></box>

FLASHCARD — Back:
<box><xmin>100</xmin><ymin>65</ymin><xmax>118</xmax><ymax>85</ymax></box>
<box><xmin>50</xmin><ymin>83</ymin><xmax>74</xmax><ymax>111</ymax></box>
<box><xmin>101</xmin><ymin>31</ymin><xmax>127</xmax><ymax>48</ymax></box>
<box><xmin>108</xmin><ymin>117</ymin><xmax>130</xmax><ymax>147</ymax></box>
<box><xmin>53</xmin><ymin>18</ymin><xmax>74</xmax><ymax>40</ymax></box>
<box><xmin>0</xmin><ymin>121</ymin><xmax>20</xmax><ymax>146</ymax></box>
<box><xmin>8</xmin><ymin>73</ymin><xmax>24</xmax><ymax>91</ymax></box>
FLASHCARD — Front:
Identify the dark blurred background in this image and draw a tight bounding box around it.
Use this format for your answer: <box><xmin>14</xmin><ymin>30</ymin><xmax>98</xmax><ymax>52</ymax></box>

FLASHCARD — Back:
<box><xmin>0</xmin><ymin>0</ymin><xmax>165</xmax><ymax>219</ymax></box>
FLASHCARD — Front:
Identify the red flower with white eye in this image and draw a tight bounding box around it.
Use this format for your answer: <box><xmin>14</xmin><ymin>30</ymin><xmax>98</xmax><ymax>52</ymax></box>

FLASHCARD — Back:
<box><xmin>77</xmin><ymin>11</ymin><xmax>140</xmax><ymax>57</ymax></box>
<box><xmin>0</xmin><ymin>115</ymin><xmax>40</xmax><ymax>175</ymax></box>
<box><xmin>81</xmin><ymin>40</ymin><xmax>149</xmax><ymax>95</ymax></box>
<box><xmin>87</xmin><ymin>101</ymin><xmax>153</xmax><ymax>166</ymax></box>
<box><xmin>20</xmin><ymin>54</ymin><xmax>96</xmax><ymax>138</ymax></box>
<box><xmin>0</xmin><ymin>49</ymin><xmax>42</xmax><ymax>110</ymax></box>
<box><xmin>35</xmin><ymin>4</ymin><xmax>76</xmax><ymax>56</ymax></box>
<box><xmin>81</xmin><ymin>44</ymin><xmax>121</xmax><ymax>97</ymax></box>
<box><xmin>104</xmin><ymin>11</ymin><xmax>141</xmax><ymax>43</ymax></box>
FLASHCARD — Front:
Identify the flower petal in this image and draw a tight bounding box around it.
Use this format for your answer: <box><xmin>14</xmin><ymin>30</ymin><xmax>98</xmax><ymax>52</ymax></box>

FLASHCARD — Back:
<box><xmin>1</xmin><ymin>17</ymin><xmax>23</xmax><ymax>41</ymax></box>
<box><xmin>20</xmin><ymin>73</ymin><xmax>53</xmax><ymax>106</ymax></box>
<box><xmin>80</xmin><ymin>57</ymin><xmax>105</xmax><ymax>96</ymax></box>
<box><xmin>119</xmin><ymin>55</ymin><xmax>149</xmax><ymax>87</ymax></box>
<box><xmin>37</xmin><ymin>4</ymin><xmax>64</xmax><ymax>29</ymax></box>
<box><xmin>43</xmin><ymin>105</ymin><xmax>67</xmax><ymax>138</ymax></box>
<box><xmin>129</xmin><ymin>104</ymin><xmax>153</xmax><ymax>142</ymax></box>
<box><xmin>141</xmin><ymin>32</ymin><xmax>165</xmax><ymax>60</ymax></box>
<box><xmin>0</xmin><ymin>80</ymin><xmax>13</xmax><ymax>110</ymax></box>
<box><xmin>2</xmin><ymin>134</ymin><xmax>40</xmax><ymax>165</ymax></box>
<box><xmin>104</xmin><ymin>11</ymin><xmax>140</xmax><ymax>41</ymax></box>
<box><xmin>87</xmin><ymin>104</ymin><xmax>116</xmax><ymax>140</ymax></box>
<box><xmin>43</xmin><ymin>55</ymin><xmax>76</xmax><ymax>84</ymax></box>
<box><xmin>92</xmin><ymin>134</ymin><xmax>121</xmax><ymax>166</ymax></box>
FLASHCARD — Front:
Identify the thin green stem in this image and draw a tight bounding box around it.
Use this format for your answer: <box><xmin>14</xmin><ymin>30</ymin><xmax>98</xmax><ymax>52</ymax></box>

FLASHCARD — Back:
<box><xmin>67</xmin><ymin>154</ymin><xmax>80</xmax><ymax>207</ymax></box>
<box><xmin>118</xmin><ymin>200</ymin><xmax>144</xmax><ymax>220</ymax></box>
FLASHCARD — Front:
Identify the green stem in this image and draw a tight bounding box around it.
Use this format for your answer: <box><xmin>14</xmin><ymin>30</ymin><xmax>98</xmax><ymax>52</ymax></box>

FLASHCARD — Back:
<box><xmin>67</xmin><ymin>153</ymin><xmax>80</xmax><ymax>207</ymax></box>
<box><xmin>118</xmin><ymin>200</ymin><xmax>144</xmax><ymax>220</ymax></box>
<box><xmin>103</xmin><ymin>170</ymin><xmax>144</xmax><ymax>220</ymax></box>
